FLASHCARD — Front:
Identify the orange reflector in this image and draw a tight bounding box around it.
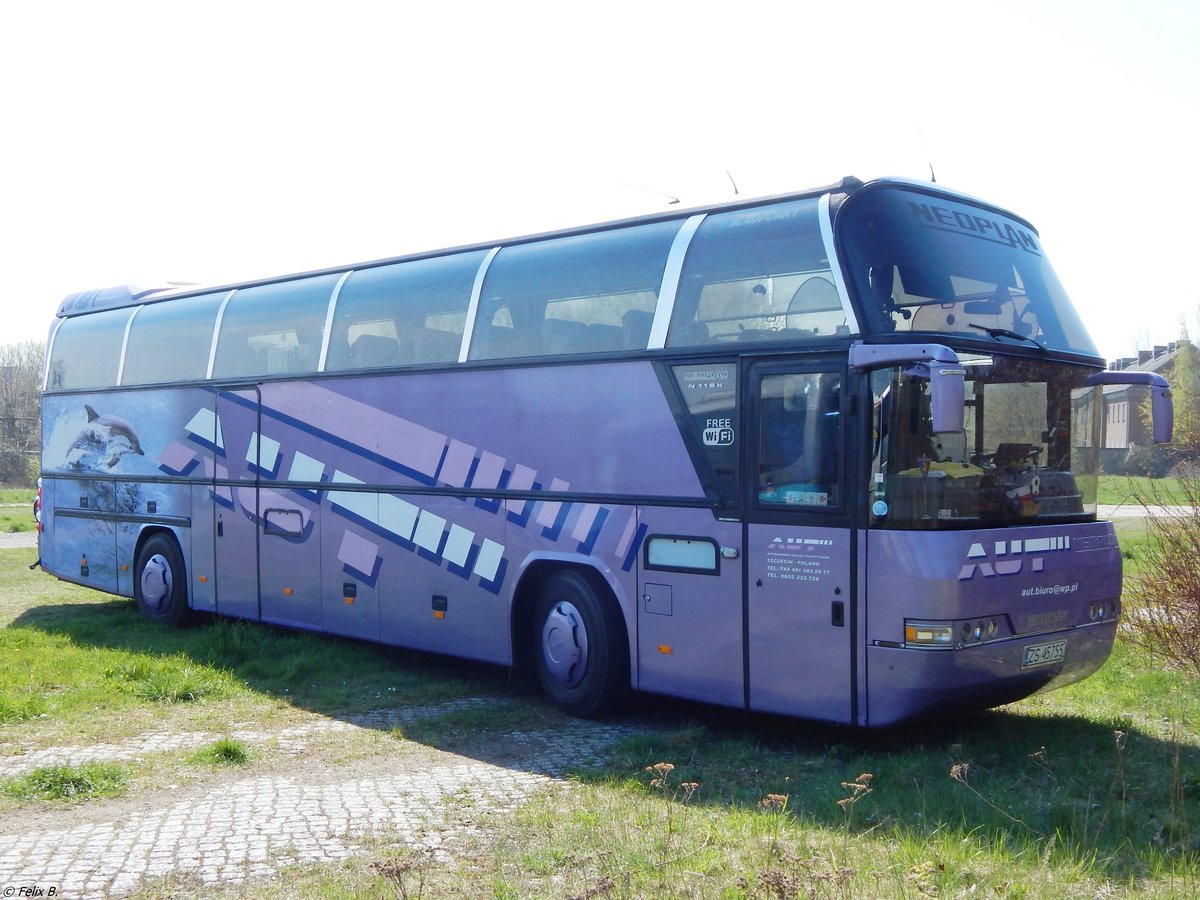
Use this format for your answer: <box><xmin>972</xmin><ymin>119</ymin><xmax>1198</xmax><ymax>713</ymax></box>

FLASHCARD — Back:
<box><xmin>344</xmin><ymin>597</ymin><xmax>354</xmax><ymax>605</ymax></box>
<box><xmin>120</xmin><ymin>564</ymin><xmax>129</xmax><ymax>572</ymax></box>
<box><xmin>199</xmin><ymin>575</ymin><xmax>208</xmax><ymax>583</ymax></box>
<box><xmin>433</xmin><ymin>610</ymin><xmax>445</xmax><ymax>619</ymax></box>
<box><xmin>658</xmin><ymin>644</ymin><xmax>673</xmax><ymax>655</ymax></box>
<box><xmin>283</xmin><ymin>587</ymin><xmax>293</xmax><ymax>596</ymax></box>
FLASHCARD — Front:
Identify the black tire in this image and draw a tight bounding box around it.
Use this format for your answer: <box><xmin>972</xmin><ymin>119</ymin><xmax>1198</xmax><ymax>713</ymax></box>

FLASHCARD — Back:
<box><xmin>134</xmin><ymin>534</ymin><xmax>192</xmax><ymax>626</ymax></box>
<box><xmin>532</xmin><ymin>569</ymin><xmax>629</xmax><ymax>718</ymax></box>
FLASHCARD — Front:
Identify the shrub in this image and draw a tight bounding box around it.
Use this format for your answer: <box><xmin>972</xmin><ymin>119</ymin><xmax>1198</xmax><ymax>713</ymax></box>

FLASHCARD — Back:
<box><xmin>0</xmin><ymin>693</ymin><xmax>46</xmax><ymax>723</ymax></box>
<box><xmin>1124</xmin><ymin>471</ymin><xmax>1200</xmax><ymax>675</ymax></box>
<box><xmin>105</xmin><ymin>656</ymin><xmax>229</xmax><ymax>703</ymax></box>
<box><xmin>189</xmin><ymin>736</ymin><xmax>251</xmax><ymax>767</ymax></box>
<box><xmin>2</xmin><ymin>762</ymin><xmax>129</xmax><ymax>801</ymax></box>
<box><xmin>0</xmin><ymin>451</ymin><xmax>35</xmax><ymax>488</ymax></box>
<box><xmin>1121</xmin><ymin>444</ymin><xmax>1172</xmax><ymax>478</ymax></box>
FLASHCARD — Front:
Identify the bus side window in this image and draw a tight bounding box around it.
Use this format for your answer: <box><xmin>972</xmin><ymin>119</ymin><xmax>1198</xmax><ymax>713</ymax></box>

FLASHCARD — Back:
<box><xmin>757</xmin><ymin>372</ymin><xmax>841</xmax><ymax>507</ymax></box>
<box><xmin>213</xmin><ymin>274</ymin><xmax>339</xmax><ymax>379</ymax></box>
<box><xmin>671</xmin><ymin>363</ymin><xmax>739</xmax><ymax>507</ymax></box>
<box><xmin>622</xmin><ymin>309</ymin><xmax>653</xmax><ymax>349</ymax></box>
<box><xmin>290</xmin><ymin>318</ymin><xmax>326</xmax><ymax>373</ymax></box>
<box><xmin>122</xmin><ymin>292</ymin><xmax>224</xmax><ymax>385</ymax></box>
<box><xmin>348</xmin><ymin>333</ymin><xmax>402</xmax><ymax>368</ymax></box>
<box><xmin>326</xmin><ymin>251</ymin><xmax>485</xmax><ymax>372</ymax></box>
<box><xmin>474</xmin><ymin>301</ymin><xmax>542</xmax><ymax>359</ymax></box>
<box><xmin>469</xmin><ymin>221</ymin><xmax>679</xmax><ymax>361</ymax></box>
<box><xmin>411</xmin><ymin>326</ymin><xmax>461</xmax><ymax>364</ymax></box>
<box><xmin>542</xmin><ymin>318</ymin><xmax>587</xmax><ymax>355</ymax></box>
<box><xmin>668</xmin><ymin>198</ymin><xmax>842</xmax><ymax>347</ymax></box>
<box><xmin>46</xmin><ymin>308</ymin><xmax>131</xmax><ymax>391</ymax></box>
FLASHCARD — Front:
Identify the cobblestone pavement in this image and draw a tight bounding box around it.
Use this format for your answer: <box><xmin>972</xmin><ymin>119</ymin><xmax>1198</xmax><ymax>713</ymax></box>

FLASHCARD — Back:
<box><xmin>0</xmin><ymin>700</ymin><xmax>497</xmax><ymax>779</ymax></box>
<box><xmin>0</xmin><ymin>700</ymin><xmax>640</xmax><ymax>898</ymax></box>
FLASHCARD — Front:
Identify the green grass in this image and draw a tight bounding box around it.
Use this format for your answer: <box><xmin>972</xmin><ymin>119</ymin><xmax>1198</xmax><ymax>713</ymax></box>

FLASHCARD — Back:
<box><xmin>0</xmin><ymin>488</ymin><xmax>36</xmax><ymax>504</ymax></box>
<box><xmin>0</xmin><ymin>504</ymin><xmax>35</xmax><ymax>532</ymax></box>
<box><xmin>188</xmin><ymin>736</ymin><xmax>252</xmax><ymax>767</ymax></box>
<box><xmin>1113</xmin><ymin>516</ymin><xmax>1155</xmax><ymax>577</ymax></box>
<box><xmin>2</xmin><ymin>762</ymin><xmax>130</xmax><ymax>802</ymax></box>
<box><xmin>294</xmin><ymin>654</ymin><xmax>1198</xmax><ymax>899</ymax></box>
<box><xmin>1098</xmin><ymin>474</ymin><xmax>1186</xmax><ymax>506</ymax></box>
<box><xmin>106</xmin><ymin>655</ymin><xmax>233</xmax><ymax>703</ymax></box>
<box><xmin>0</xmin><ymin>691</ymin><xmax>46</xmax><ymax>723</ymax></box>
<box><xmin>3</xmin><ymin>544</ymin><xmax>1198</xmax><ymax>898</ymax></box>
<box><xmin>223</xmin><ymin>669</ymin><xmax>1200</xmax><ymax>898</ymax></box>
<box><xmin>0</xmin><ymin>547</ymin><xmax>507</xmax><ymax>752</ymax></box>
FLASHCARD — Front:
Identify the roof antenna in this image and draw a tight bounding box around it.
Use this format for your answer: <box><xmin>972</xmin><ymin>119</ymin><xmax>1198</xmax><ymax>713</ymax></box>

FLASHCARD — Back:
<box><xmin>623</xmin><ymin>183</ymin><xmax>680</xmax><ymax>205</ymax></box>
<box><xmin>725</xmin><ymin>168</ymin><xmax>740</xmax><ymax>196</ymax></box>
<box><xmin>917</xmin><ymin>124</ymin><xmax>937</xmax><ymax>183</ymax></box>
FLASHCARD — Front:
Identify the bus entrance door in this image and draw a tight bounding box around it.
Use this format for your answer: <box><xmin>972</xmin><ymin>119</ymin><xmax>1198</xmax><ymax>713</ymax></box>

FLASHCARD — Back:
<box><xmin>252</xmin><ymin>385</ymin><xmax>322</xmax><ymax>630</ymax></box>
<box><xmin>745</xmin><ymin>365</ymin><xmax>854</xmax><ymax>723</ymax></box>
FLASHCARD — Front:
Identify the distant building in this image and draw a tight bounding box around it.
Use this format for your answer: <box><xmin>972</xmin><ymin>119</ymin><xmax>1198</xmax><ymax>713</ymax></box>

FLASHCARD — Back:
<box><xmin>1098</xmin><ymin>343</ymin><xmax>1180</xmax><ymax>470</ymax></box>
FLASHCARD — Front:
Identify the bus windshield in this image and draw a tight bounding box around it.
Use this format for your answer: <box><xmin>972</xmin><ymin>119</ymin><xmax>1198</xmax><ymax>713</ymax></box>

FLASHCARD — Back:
<box><xmin>870</xmin><ymin>355</ymin><xmax>1103</xmax><ymax>529</ymax></box>
<box><xmin>838</xmin><ymin>186</ymin><xmax>1098</xmax><ymax>357</ymax></box>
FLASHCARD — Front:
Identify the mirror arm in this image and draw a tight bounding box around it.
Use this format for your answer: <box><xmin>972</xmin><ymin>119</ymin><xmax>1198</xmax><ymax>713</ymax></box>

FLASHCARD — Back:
<box><xmin>849</xmin><ymin>342</ymin><xmax>966</xmax><ymax>434</ymax></box>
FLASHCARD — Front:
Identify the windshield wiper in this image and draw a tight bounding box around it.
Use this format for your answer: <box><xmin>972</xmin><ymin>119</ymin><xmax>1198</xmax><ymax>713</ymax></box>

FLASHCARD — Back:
<box><xmin>968</xmin><ymin>323</ymin><xmax>1045</xmax><ymax>351</ymax></box>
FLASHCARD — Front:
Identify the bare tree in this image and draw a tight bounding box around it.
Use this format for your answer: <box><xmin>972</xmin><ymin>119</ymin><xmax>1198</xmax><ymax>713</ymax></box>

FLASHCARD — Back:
<box><xmin>0</xmin><ymin>340</ymin><xmax>44</xmax><ymax>486</ymax></box>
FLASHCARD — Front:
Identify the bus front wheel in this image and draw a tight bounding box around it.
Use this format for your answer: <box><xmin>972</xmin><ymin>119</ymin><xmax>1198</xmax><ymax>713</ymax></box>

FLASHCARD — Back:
<box><xmin>134</xmin><ymin>534</ymin><xmax>192</xmax><ymax>627</ymax></box>
<box><xmin>532</xmin><ymin>569</ymin><xmax>629</xmax><ymax>718</ymax></box>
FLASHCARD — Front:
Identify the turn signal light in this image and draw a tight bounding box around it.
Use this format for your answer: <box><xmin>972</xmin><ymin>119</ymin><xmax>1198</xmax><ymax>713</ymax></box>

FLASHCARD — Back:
<box><xmin>909</xmin><ymin>617</ymin><xmax>1004</xmax><ymax>648</ymax></box>
<box><xmin>904</xmin><ymin>621</ymin><xmax>954</xmax><ymax>646</ymax></box>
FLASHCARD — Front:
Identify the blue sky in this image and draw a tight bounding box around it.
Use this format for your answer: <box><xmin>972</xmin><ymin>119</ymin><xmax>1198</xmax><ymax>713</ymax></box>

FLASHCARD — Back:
<box><xmin>2</xmin><ymin>1</ymin><xmax>1197</xmax><ymax>361</ymax></box>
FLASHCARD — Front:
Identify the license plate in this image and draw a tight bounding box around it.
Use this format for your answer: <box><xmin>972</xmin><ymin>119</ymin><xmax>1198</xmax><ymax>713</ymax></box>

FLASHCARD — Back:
<box><xmin>1022</xmin><ymin>639</ymin><xmax>1066</xmax><ymax>669</ymax></box>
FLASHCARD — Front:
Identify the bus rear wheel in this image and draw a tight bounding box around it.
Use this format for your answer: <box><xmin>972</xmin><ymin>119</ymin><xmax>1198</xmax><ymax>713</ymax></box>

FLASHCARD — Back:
<box><xmin>532</xmin><ymin>569</ymin><xmax>629</xmax><ymax>718</ymax></box>
<box><xmin>135</xmin><ymin>534</ymin><xmax>192</xmax><ymax>626</ymax></box>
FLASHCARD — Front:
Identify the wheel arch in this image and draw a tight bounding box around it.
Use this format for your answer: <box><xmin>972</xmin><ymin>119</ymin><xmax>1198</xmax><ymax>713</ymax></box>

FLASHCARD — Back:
<box><xmin>133</xmin><ymin>525</ymin><xmax>191</xmax><ymax>605</ymax></box>
<box><xmin>509</xmin><ymin>552</ymin><xmax>634</xmax><ymax>683</ymax></box>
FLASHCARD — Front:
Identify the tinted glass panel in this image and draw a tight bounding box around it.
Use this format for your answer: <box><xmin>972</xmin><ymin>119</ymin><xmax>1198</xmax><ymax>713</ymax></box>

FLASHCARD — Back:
<box><xmin>838</xmin><ymin>187</ymin><xmax>1098</xmax><ymax>356</ymax></box>
<box><xmin>326</xmin><ymin>251</ymin><xmax>486</xmax><ymax>371</ymax></box>
<box><xmin>46</xmin><ymin>309</ymin><xmax>131</xmax><ymax>391</ymax></box>
<box><xmin>757</xmin><ymin>371</ymin><xmax>841</xmax><ymax>507</ymax></box>
<box><xmin>869</xmin><ymin>356</ymin><xmax>1099</xmax><ymax>529</ymax></box>
<box><xmin>212</xmin><ymin>275</ymin><xmax>340</xmax><ymax>379</ymax></box>
<box><xmin>469</xmin><ymin>221</ymin><xmax>680</xmax><ymax>360</ymax></box>
<box><xmin>668</xmin><ymin>198</ymin><xmax>845</xmax><ymax>347</ymax></box>
<box><xmin>672</xmin><ymin>363</ymin><xmax>738</xmax><ymax>506</ymax></box>
<box><xmin>122</xmin><ymin>292</ymin><xmax>225</xmax><ymax>385</ymax></box>
<box><xmin>645</xmin><ymin>536</ymin><xmax>719</xmax><ymax>573</ymax></box>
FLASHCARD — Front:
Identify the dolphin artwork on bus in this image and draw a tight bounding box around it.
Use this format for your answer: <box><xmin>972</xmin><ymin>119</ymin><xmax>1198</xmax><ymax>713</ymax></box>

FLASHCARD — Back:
<box><xmin>65</xmin><ymin>405</ymin><xmax>146</xmax><ymax>469</ymax></box>
<box><xmin>36</xmin><ymin>176</ymin><xmax>1174</xmax><ymax>726</ymax></box>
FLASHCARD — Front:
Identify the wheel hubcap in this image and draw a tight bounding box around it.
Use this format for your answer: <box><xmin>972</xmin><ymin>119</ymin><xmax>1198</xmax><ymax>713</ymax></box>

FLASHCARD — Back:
<box><xmin>140</xmin><ymin>554</ymin><xmax>172</xmax><ymax>612</ymax></box>
<box><xmin>541</xmin><ymin>600</ymin><xmax>588</xmax><ymax>688</ymax></box>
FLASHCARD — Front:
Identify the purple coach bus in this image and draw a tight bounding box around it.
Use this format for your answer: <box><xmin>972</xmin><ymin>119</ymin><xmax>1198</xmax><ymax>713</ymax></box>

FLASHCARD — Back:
<box><xmin>38</xmin><ymin>178</ymin><xmax>1172</xmax><ymax>725</ymax></box>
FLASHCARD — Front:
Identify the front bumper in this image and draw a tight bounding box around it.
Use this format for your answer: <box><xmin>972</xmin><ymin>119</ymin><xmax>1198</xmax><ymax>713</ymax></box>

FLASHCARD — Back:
<box><xmin>864</xmin><ymin>621</ymin><xmax>1116</xmax><ymax>726</ymax></box>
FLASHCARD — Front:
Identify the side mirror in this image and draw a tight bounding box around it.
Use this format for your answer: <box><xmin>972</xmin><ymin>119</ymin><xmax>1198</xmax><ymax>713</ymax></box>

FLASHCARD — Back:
<box><xmin>927</xmin><ymin>360</ymin><xmax>967</xmax><ymax>434</ymax></box>
<box><xmin>1085</xmin><ymin>371</ymin><xmax>1174</xmax><ymax>444</ymax></box>
<box><xmin>849</xmin><ymin>341</ymin><xmax>966</xmax><ymax>434</ymax></box>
